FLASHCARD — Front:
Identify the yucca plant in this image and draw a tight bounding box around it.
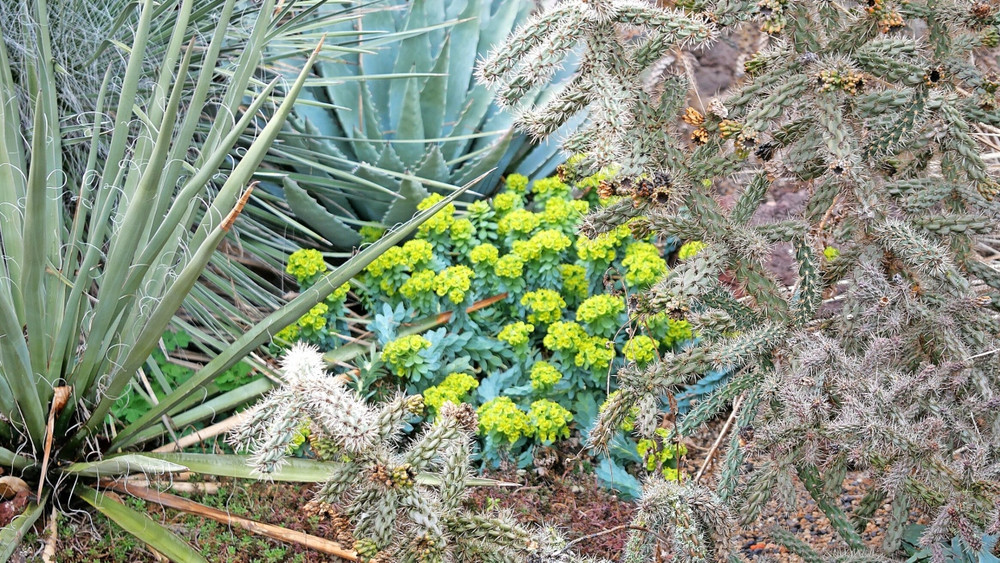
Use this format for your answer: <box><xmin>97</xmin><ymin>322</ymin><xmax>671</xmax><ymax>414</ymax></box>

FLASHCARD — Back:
<box><xmin>254</xmin><ymin>0</ymin><xmax>578</xmax><ymax>250</ymax></box>
<box><xmin>0</xmin><ymin>0</ymin><xmax>472</xmax><ymax>559</ymax></box>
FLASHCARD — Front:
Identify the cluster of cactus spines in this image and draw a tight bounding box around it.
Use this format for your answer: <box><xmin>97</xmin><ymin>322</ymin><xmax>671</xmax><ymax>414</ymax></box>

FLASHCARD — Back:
<box><xmin>622</xmin><ymin>478</ymin><xmax>738</xmax><ymax>563</ymax></box>
<box><xmin>233</xmin><ymin>344</ymin><xmax>607</xmax><ymax>562</ymax></box>
<box><xmin>482</xmin><ymin>0</ymin><xmax>1000</xmax><ymax>557</ymax></box>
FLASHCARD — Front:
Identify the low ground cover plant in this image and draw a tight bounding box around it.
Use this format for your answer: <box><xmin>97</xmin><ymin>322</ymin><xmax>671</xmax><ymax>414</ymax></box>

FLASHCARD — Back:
<box><xmin>278</xmin><ymin>171</ymin><xmax>707</xmax><ymax>494</ymax></box>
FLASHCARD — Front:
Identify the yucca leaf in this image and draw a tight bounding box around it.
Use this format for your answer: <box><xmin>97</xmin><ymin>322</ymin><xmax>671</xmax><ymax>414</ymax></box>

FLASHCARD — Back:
<box><xmin>76</xmin><ymin>486</ymin><xmax>208</xmax><ymax>563</ymax></box>
<box><xmin>61</xmin><ymin>454</ymin><xmax>189</xmax><ymax>479</ymax></box>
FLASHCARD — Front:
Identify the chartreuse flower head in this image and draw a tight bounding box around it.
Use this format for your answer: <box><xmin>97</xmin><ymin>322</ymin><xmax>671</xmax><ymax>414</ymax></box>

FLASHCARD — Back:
<box><xmin>494</xmin><ymin>254</ymin><xmax>526</xmax><ymax>295</ymax></box>
<box><xmin>542</xmin><ymin>321</ymin><xmax>587</xmax><ymax>354</ymax></box>
<box><xmin>286</xmin><ymin>248</ymin><xmax>327</xmax><ymax>287</ymax></box>
<box><xmin>498</xmin><ymin>321</ymin><xmax>534</xmax><ymax>355</ymax></box>
<box><xmin>541</xmin><ymin>197</ymin><xmax>586</xmax><ymax>233</ymax></box>
<box><xmin>434</xmin><ymin>265</ymin><xmax>474</xmax><ymax>304</ymax></box>
<box><xmin>529</xmin><ymin>399</ymin><xmax>573</xmax><ymax>444</ymax></box>
<box><xmin>401</xmin><ymin>239</ymin><xmax>434</xmax><ymax>269</ymax></box>
<box><xmin>469</xmin><ymin>243</ymin><xmax>499</xmax><ymax>266</ymax></box>
<box><xmin>448</xmin><ymin>218</ymin><xmax>476</xmax><ymax>253</ymax></box>
<box><xmin>359</xmin><ymin>225</ymin><xmax>385</xmax><ymax>243</ymax></box>
<box><xmin>648</xmin><ymin>314</ymin><xmax>694</xmax><ymax>348</ymax></box>
<box><xmin>575</xmin><ymin>336</ymin><xmax>615</xmax><ymax>373</ymax></box>
<box><xmin>559</xmin><ymin>263</ymin><xmax>588</xmax><ymax>303</ymax></box>
<box><xmin>824</xmin><ymin>245</ymin><xmax>840</xmax><ymax>261</ymax></box>
<box><xmin>422</xmin><ymin>373</ymin><xmax>479</xmax><ymax>415</ymax></box>
<box><xmin>381</xmin><ymin>334</ymin><xmax>432</xmax><ymax>380</ymax></box>
<box><xmin>416</xmin><ymin>193</ymin><xmax>456</xmax><ymax>238</ymax></box>
<box><xmin>477</xmin><ymin>397</ymin><xmax>531</xmax><ymax>445</ymax></box>
<box><xmin>274</xmin><ymin>323</ymin><xmax>299</xmax><ymax>346</ymax></box>
<box><xmin>637</xmin><ymin>428</ymin><xmax>688</xmax><ymax>480</ymax></box>
<box><xmin>504</xmin><ymin>173</ymin><xmax>529</xmax><ymax>194</ymax></box>
<box><xmin>623</xmin><ymin>334</ymin><xmax>658</xmax><ymax>364</ymax></box>
<box><xmin>529</xmin><ymin>361</ymin><xmax>562</xmax><ymax>393</ymax></box>
<box><xmin>576</xmin><ymin>294</ymin><xmax>626</xmax><ymax>338</ymax></box>
<box><xmin>512</xmin><ymin>229</ymin><xmax>572</xmax><ymax>265</ymax></box>
<box><xmin>622</xmin><ymin>242</ymin><xmax>667</xmax><ymax>287</ymax></box>
<box><xmin>530</xmin><ymin>177</ymin><xmax>571</xmax><ymax>202</ymax></box>
<box><xmin>497</xmin><ymin>208</ymin><xmax>540</xmax><ymax>238</ymax></box>
<box><xmin>576</xmin><ymin>224</ymin><xmax>630</xmax><ymax>266</ymax></box>
<box><xmin>298</xmin><ymin>302</ymin><xmax>329</xmax><ymax>333</ymax></box>
<box><xmin>678</xmin><ymin>240</ymin><xmax>707</xmax><ymax>260</ymax></box>
<box><xmin>521</xmin><ymin>289</ymin><xmax>566</xmax><ymax>325</ymax></box>
<box><xmin>492</xmin><ymin>192</ymin><xmax>523</xmax><ymax>215</ymax></box>
<box><xmin>399</xmin><ymin>270</ymin><xmax>437</xmax><ymax>313</ymax></box>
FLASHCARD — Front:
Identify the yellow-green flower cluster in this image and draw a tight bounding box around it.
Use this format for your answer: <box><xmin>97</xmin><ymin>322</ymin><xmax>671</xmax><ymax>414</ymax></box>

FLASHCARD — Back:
<box><xmin>576</xmin><ymin>225</ymin><xmax>630</xmax><ymax>263</ymax></box>
<box><xmin>469</xmin><ymin>243</ymin><xmax>499</xmax><ymax>266</ymax></box>
<box><xmin>286</xmin><ymin>248</ymin><xmax>326</xmax><ymax>285</ymax></box>
<box><xmin>298</xmin><ymin>302</ymin><xmax>329</xmax><ymax>332</ymax></box>
<box><xmin>521</xmin><ymin>289</ymin><xmax>566</xmax><ymax>325</ymax></box>
<box><xmin>366</xmin><ymin>246</ymin><xmax>405</xmax><ymax>278</ymax></box>
<box><xmin>678</xmin><ymin>240</ymin><xmax>707</xmax><ymax>260</ymax></box>
<box><xmin>381</xmin><ymin>334</ymin><xmax>431</xmax><ymax>376</ymax></box>
<box><xmin>325</xmin><ymin>282</ymin><xmax>350</xmax><ymax>305</ymax></box>
<box><xmin>498</xmin><ymin>322</ymin><xmax>534</xmax><ymax>347</ymax></box>
<box><xmin>540</xmin><ymin>196</ymin><xmax>588</xmax><ymax>230</ymax></box>
<box><xmin>492</xmin><ymin>192</ymin><xmax>522</xmax><ymax>215</ymax></box>
<box><xmin>576</xmin><ymin>295</ymin><xmax>625</xmax><ymax>326</ymax></box>
<box><xmin>416</xmin><ymin>194</ymin><xmax>456</xmax><ymax>237</ymax></box>
<box><xmin>623</xmin><ymin>334</ymin><xmax>658</xmax><ymax>364</ymax></box>
<box><xmin>559</xmin><ymin>264</ymin><xmax>588</xmax><ymax>301</ymax></box>
<box><xmin>824</xmin><ymin>245</ymin><xmax>840</xmax><ymax>261</ymax></box>
<box><xmin>637</xmin><ymin>428</ymin><xmax>688</xmax><ymax>479</ymax></box>
<box><xmin>512</xmin><ymin>229</ymin><xmax>571</xmax><ymax>262</ymax></box>
<box><xmin>477</xmin><ymin>397</ymin><xmax>531</xmax><ymax>444</ymax></box>
<box><xmin>275</xmin><ymin>323</ymin><xmax>299</xmax><ymax>344</ymax></box>
<box><xmin>400</xmin><ymin>270</ymin><xmax>437</xmax><ymax>300</ymax></box>
<box><xmin>401</xmin><ymin>240</ymin><xmax>434</xmax><ymax>269</ymax></box>
<box><xmin>449</xmin><ymin>218</ymin><xmax>476</xmax><ymax>247</ymax></box>
<box><xmin>622</xmin><ymin>242</ymin><xmax>667</xmax><ymax>287</ymax></box>
<box><xmin>434</xmin><ymin>265</ymin><xmax>474</xmax><ymax>304</ymax></box>
<box><xmin>529</xmin><ymin>400</ymin><xmax>573</xmax><ymax>443</ymax></box>
<box><xmin>649</xmin><ymin>314</ymin><xmax>694</xmax><ymax>348</ymax></box>
<box><xmin>494</xmin><ymin>254</ymin><xmax>525</xmax><ymax>279</ymax></box>
<box><xmin>505</xmin><ymin>173</ymin><xmax>529</xmax><ymax>194</ymax></box>
<box><xmin>542</xmin><ymin>321</ymin><xmax>587</xmax><ymax>352</ymax></box>
<box><xmin>360</xmin><ymin>225</ymin><xmax>385</xmax><ymax>243</ymax></box>
<box><xmin>530</xmin><ymin>361</ymin><xmax>562</xmax><ymax>392</ymax></box>
<box><xmin>575</xmin><ymin>337</ymin><xmax>615</xmax><ymax>371</ymax></box>
<box><xmin>497</xmin><ymin>208</ymin><xmax>540</xmax><ymax>238</ymax></box>
<box><xmin>531</xmin><ymin>177</ymin><xmax>570</xmax><ymax>201</ymax></box>
<box><xmin>423</xmin><ymin>373</ymin><xmax>479</xmax><ymax>414</ymax></box>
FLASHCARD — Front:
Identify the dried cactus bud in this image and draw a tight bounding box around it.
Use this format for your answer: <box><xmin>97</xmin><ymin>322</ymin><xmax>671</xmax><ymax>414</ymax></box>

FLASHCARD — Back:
<box><xmin>439</xmin><ymin>401</ymin><xmax>478</xmax><ymax>433</ymax></box>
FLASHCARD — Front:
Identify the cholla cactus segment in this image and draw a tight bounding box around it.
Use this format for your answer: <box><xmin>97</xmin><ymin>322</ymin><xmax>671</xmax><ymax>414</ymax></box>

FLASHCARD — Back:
<box><xmin>232</xmin><ymin>345</ymin><xmax>599</xmax><ymax>562</ymax></box>
<box><xmin>623</xmin><ymin>478</ymin><xmax>737</xmax><ymax>562</ymax></box>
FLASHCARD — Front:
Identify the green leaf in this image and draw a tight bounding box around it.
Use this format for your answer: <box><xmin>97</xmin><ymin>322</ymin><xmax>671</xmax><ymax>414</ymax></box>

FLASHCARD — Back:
<box><xmin>76</xmin><ymin>486</ymin><xmax>207</xmax><ymax>563</ymax></box>
<box><xmin>283</xmin><ymin>177</ymin><xmax>363</xmax><ymax>248</ymax></box>
<box><xmin>61</xmin><ymin>454</ymin><xmax>189</xmax><ymax>478</ymax></box>
<box><xmin>141</xmin><ymin>453</ymin><xmax>339</xmax><ymax>482</ymax></box>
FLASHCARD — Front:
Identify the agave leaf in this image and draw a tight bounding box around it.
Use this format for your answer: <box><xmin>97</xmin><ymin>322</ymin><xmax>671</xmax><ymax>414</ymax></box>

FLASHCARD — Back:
<box><xmin>388</xmin><ymin>2</ymin><xmax>432</xmax><ymax>129</ymax></box>
<box><xmin>453</xmin><ymin>130</ymin><xmax>513</xmax><ymax>187</ymax></box>
<box><xmin>0</xmin><ymin>496</ymin><xmax>46</xmax><ymax>562</ymax></box>
<box><xmin>420</xmin><ymin>35</ymin><xmax>450</xmax><ymax>138</ymax></box>
<box><xmin>394</xmin><ymin>75</ymin><xmax>427</xmax><ymax>167</ymax></box>
<box><xmin>76</xmin><ymin>486</ymin><xmax>207</xmax><ymax>563</ymax></box>
<box><xmin>61</xmin><ymin>454</ymin><xmax>189</xmax><ymax>479</ymax></box>
<box><xmin>444</xmin><ymin>0</ymin><xmax>482</xmax><ymax>123</ymax></box>
<box><xmin>414</xmin><ymin>145</ymin><xmax>451</xmax><ymax>184</ymax></box>
<box><xmin>381</xmin><ymin>179</ymin><xmax>432</xmax><ymax>226</ymax></box>
<box><xmin>283</xmin><ymin>177</ymin><xmax>364</xmax><ymax>248</ymax></box>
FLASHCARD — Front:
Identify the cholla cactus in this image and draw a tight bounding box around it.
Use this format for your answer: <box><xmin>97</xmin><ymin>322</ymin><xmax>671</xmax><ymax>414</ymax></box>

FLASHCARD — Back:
<box><xmin>483</xmin><ymin>0</ymin><xmax>1000</xmax><ymax>557</ymax></box>
<box><xmin>232</xmin><ymin>343</ymin><xmax>603</xmax><ymax>562</ymax></box>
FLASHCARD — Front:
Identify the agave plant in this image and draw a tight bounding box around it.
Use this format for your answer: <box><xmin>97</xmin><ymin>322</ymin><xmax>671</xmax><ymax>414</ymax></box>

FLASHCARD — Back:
<box><xmin>255</xmin><ymin>0</ymin><xmax>578</xmax><ymax>250</ymax></box>
<box><xmin>0</xmin><ymin>0</ymin><xmax>471</xmax><ymax>559</ymax></box>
